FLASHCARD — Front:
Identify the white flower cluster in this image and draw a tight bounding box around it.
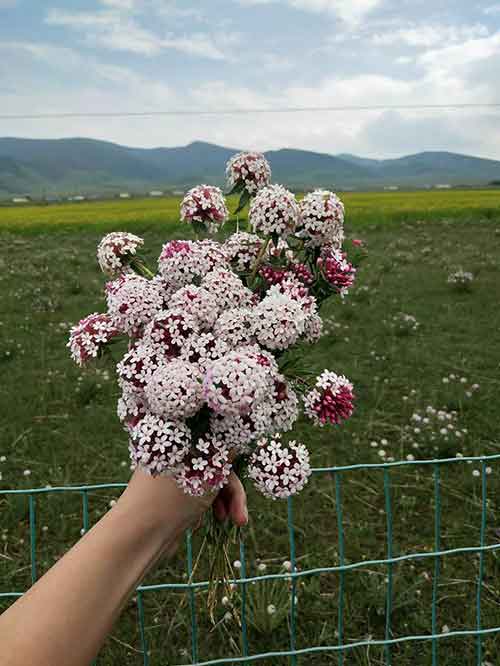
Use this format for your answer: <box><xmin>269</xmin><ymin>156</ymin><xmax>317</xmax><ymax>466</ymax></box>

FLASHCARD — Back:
<box><xmin>203</xmin><ymin>346</ymin><xmax>276</xmax><ymax>416</ymax></box>
<box><xmin>403</xmin><ymin>406</ymin><xmax>468</xmax><ymax>456</ymax></box>
<box><xmin>223</xmin><ymin>232</ymin><xmax>263</xmax><ymax>273</ymax></box>
<box><xmin>105</xmin><ymin>263</ymin><xmax>317</xmax><ymax>494</ymax></box>
<box><xmin>106</xmin><ymin>274</ymin><xmax>163</xmax><ymax>336</ymax></box>
<box><xmin>298</xmin><ymin>190</ymin><xmax>345</xmax><ymax>248</ymax></box>
<box><xmin>226</xmin><ymin>152</ymin><xmax>272</xmax><ymax>195</ymax></box>
<box><xmin>97</xmin><ymin>232</ymin><xmax>144</xmax><ymax>277</ymax></box>
<box><xmin>248</xmin><ymin>437</ymin><xmax>311</xmax><ymax>499</ymax></box>
<box><xmin>390</xmin><ymin>312</ymin><xmax>420</xmax><ymax>335</ymax></box>
<box><xmin>68</xmin><ymin>313</ymin><xmax>120</xmax><ymax>366</ymax></box>
<box><xmin>175</xmin><ymin>436</ymin><xmax>232</xmax><ymax>496</ymax></box>
<box><xmin>129</xmin><ymin>413</ymin><xmax>191</xmax><ymax>475</ymax></box>
<box><xmin>72</xmin><ymin>151</ymin><xmax>358</xmax><ymax>500</ymax></box>
<box><xmin>146</xmin><ymin>361</ymin><xmax>203</xmax><ymax>419</ymax></box>
<box><xmin>169</xmin><ymin>286</ymin><xmax>219</xmax><ymax>331</ymax></box>
<box><xmin>253</xmin><ymin>290</ymin><xmax>305</xmax><ymax>350</ymax></box>
<box><xmin>201</xmin><ymin>268</ymin><xmax>254</xmax><ymax>311</ymax></box>
<box><xmin>249</xmin><ymin>185</ymin><xmax>300</xmax><ymax>237</ymax></box>
<box><xmin>448</xmin><ymin>269</ymin><xmax>474</xmax><ymax>289</ymax></box>
<box><xmin>158</xmin><ymin>239</ymin><xmax>229</xmax><ymax>292</ymax></box>
<box><xmin>180</xmin><ymin>185</ymin><xmax>229</xmax><ymax>231</ymax></box>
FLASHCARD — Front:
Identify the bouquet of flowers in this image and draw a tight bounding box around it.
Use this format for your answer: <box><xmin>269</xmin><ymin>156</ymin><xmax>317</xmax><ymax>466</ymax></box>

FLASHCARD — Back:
<box><xmin>68</xmin><ymin>152</ymin><xmax>357</xmax><ymax>604</ymax></box>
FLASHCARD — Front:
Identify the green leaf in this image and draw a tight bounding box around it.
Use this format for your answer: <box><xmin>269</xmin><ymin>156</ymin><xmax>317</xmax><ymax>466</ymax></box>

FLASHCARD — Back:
<box><xmin>227</xmin><ymin>181</ymin><xmax>244</xmax><ymax>196</ymax></box>
<box><xmin>233</xmin><ymin>189</ymin><xmax>251</xmax><ymax>215</ymax></box>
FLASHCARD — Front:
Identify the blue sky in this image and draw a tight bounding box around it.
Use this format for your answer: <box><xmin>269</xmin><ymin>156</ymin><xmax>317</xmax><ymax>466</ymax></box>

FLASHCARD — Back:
<box><xmin>1</xmin><ymin>0</ymin><xmax>500</xmax><ymax>157</ymax></box>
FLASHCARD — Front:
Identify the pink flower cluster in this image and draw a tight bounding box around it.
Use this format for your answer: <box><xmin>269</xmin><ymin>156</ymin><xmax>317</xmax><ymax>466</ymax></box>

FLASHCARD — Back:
<box><xmin>180</xmin><ymin>185</ymin><xmax>229</xmax><ymax>231</ymax></box>
<box><xmin>319</xmin><ymin>248</ymin><xmax>356</xmax><ymax>296</ymax></box>
<box><xmin>68</xmin><ymin>313</ymin><xmax>120</xmax><ymax>366</ymax></box>
<box><xmin>226</xmin><ymin>152</ymin><xmax>272</xmax><ymax>195</ymax></box>
<box><xmin>69</xmin><ymin>155</ymin><xmax>359</xmax><ymax>501</ymax></box>
<box><xmin>304</xmin><ymin>371</ymin><xmax>355</xmax><ymax>427</ymax></box>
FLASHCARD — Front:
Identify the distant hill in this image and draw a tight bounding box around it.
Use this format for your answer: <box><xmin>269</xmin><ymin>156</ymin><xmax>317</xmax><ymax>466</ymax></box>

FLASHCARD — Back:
<box><xmin>1</xmin><ymin>137</ymin><xmax>500</xmax><ymax>198</ymax></box>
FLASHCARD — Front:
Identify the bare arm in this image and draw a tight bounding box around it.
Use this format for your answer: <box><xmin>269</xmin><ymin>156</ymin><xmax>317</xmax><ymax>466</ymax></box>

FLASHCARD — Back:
<box><xmin>0</xmin><ymin>470</ymin><xmax>247</xmax><ymax>666</ymax></box>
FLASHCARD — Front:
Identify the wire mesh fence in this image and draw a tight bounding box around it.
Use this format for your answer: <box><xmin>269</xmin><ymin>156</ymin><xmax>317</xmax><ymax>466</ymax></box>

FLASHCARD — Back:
<box><xmin>1</xmin><ymin>453</ymin><xmax>500</xmax><ymax>665</ymax></box>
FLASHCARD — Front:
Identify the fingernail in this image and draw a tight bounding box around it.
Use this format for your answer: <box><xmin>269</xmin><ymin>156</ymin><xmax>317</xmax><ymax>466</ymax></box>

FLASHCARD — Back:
<box><xmin>243</xmin><ymin>505</ymin><xmax>249</xmax><ymax>524</ymax></box>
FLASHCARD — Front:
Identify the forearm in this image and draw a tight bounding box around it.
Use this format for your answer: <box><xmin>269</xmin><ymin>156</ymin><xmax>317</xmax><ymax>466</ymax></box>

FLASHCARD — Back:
<box><xmin>0</xmin><ymin>473</ymin><xmax>194</xmax><ymax>666</ymax></box>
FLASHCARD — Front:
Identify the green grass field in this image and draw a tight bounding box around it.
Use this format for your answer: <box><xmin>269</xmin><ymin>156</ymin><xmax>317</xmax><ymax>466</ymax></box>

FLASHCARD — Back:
<box><xmin>2</xmin><ymin>188</ymin><xmax>500</xmax><ymax>232</ymax></box>
<box><xmin>1</xmin><ymin>191</ymin><xmax>500</xmax><ymax>665</ymax></box>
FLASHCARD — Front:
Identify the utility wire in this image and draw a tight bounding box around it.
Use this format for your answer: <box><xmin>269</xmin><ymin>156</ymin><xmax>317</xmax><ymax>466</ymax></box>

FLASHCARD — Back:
<box><xmin>1</xmin><ymin>102</ymin><xmax>500</xmax><ymax>120</ymax></box>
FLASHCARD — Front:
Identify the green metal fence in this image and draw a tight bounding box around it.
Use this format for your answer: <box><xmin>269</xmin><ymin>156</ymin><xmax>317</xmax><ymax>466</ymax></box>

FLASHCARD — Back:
<box><xmin>1</xmin><ymin>453</ymin><xmax>499</xmax><ymax>665</ymax></box>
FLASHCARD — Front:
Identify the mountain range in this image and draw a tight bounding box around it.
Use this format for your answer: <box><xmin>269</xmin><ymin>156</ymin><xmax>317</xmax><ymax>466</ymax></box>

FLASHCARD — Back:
<box><xmin>1</xmin><ymin>137</ymin><xmax>500</xmax><ymax>198</ymax></box>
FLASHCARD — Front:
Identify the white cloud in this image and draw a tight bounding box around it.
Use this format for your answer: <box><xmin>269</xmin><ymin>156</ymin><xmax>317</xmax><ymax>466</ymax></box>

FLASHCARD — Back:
<box><xmin>3</xmin><ymin>1</ymin><xmax>500</xmax><ymax>160</ymax></box>
<box><xmin>0</xmin><ymin>41</ymin><xmax>85</xmax><ymax>70</ymax></box>
<box><xmin>418</xmin><ymin>30</ymin><xmax>500</xmax><ymax>70</ymax></box>
<box><xmin>483</xmin><ymin>4</ymin><xmax>500</xmax><ymax>15</ymax></box>
<box><xmin>3</xmin><ymin>60</ymin><xmax>500</xmax><ymax>159</ymax></box>
<box><xmin>372</xmin><ymin>23</ymin><xmax>489</xmax><ymax>48</ymax></box>
<box><xmin>99</xmin><ymin>0</ymin><xmax>137</xmax><ymax>9</ymax></box>
<box><xmin>238</xmin><ymin>0</ymin><xmax>382</xmax><ymax>25</ymax></box>
<box><xmin>45</xmin><ymin>8</ymin><xmax>231</xmax><ymax>59</ymax></box>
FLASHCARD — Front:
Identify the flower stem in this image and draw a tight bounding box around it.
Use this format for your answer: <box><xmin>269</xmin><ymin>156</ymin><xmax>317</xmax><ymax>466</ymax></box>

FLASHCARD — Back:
<box><xmin>249</xmin><ymin>236</ymin><xmax>271</xmax><ymax>285</ymax></box>
<box><xmin>130</xmin><ymin>256</ymin><xmax>155</xmax><ymax>279</ymax></box>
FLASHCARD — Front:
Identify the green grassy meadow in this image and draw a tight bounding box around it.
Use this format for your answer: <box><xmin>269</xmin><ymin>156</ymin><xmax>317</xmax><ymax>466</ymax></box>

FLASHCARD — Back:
<box><xmin>1</xmin><ymin>191</ymin><xmax>500</xmax><ymax>665</ymax></box>
<box><xmin>2</xmin><ymin>188</ymin><xmax>500</xmax><ymax>232</ymax></box>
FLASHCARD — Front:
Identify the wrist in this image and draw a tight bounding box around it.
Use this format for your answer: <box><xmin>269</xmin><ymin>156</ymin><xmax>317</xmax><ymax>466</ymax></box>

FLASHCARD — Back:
<box><xmin>115</xmin><ymin>469</ymin><xmax>205</xmax><ymax>548</ymax></box>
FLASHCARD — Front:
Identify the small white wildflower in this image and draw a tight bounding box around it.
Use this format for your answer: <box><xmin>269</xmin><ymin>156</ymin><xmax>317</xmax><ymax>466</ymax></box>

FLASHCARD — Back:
<box><xmin>472</xmin><ymin>470</ymin><xmax>480</xmax><ymax>478</ymax></box>
<box><xmin>233</xmin><ymin>560</ymin><xmax>242</xmax><ymax>570</ymax></box>
<box><xmin>257</xmin><ymin>563</ymin><xmax>267</xmax><ymax>572</ymax></box>
<box><xmin>486</xmin><ymin>467</ymin><xmax>492</xmax><ymax>475</ymax></box>
<box><xmin>23</xmin><ymin>469</ymin><xmax>31</xmax><ymax>477</ymax></box>
<box><xmin>267</xmin><ymin>604</ymin><xmax>277</xmax><ymax>615</ymax></box>
<box><xmin>221</xmin><ymin>596</ymin><xmax>230</xmax><ymax>607</ymax></box>
<box><xmin>282</xmin><ymin>561</ymin><xmax>292</xmax><ymax>572</ymax></box>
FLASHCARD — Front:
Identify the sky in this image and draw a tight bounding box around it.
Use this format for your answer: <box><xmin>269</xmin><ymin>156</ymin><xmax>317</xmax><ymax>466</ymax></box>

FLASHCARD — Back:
<box><xmin>1</xmin><ymin>0</ymin><xmax>500</xmax><ymax>158</ymax></box>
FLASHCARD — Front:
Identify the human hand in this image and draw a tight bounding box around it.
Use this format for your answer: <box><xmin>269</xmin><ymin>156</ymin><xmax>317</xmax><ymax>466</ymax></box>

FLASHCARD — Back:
<box><xmin>117</xmin><ymin>467</ymin><xmax>248</xmax><ymax>556</ymax></box>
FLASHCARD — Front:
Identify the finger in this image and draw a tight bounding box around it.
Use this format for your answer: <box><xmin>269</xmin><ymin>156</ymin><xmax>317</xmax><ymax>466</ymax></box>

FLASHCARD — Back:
<box><xmin>213</xmin><ymin>495</ymin><xmax>228</xmax><ymax>522</ymax></box>
<box><xmin>226</xmin><ymin>474</ymin><xmax>248</xmax><ymax>527</ymax></box>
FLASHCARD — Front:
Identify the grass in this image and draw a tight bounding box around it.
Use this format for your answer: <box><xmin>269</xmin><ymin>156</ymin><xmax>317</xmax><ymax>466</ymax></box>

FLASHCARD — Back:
<box><xmin>1</xmin><ymin>188</ymin><xmax>500</xmax><ymax>233</ymax></box>
<box><xmin>1</xmin><ymin>191</ymin><xmax>500</xmax><ymax>665</ymax></box>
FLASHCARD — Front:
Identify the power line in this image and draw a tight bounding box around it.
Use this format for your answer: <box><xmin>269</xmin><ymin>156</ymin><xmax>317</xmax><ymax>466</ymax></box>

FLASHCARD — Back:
<box><xmin>1</xmin><ymin>102</ymin><xmax>500</xmax><ymax>121</ymax></box>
